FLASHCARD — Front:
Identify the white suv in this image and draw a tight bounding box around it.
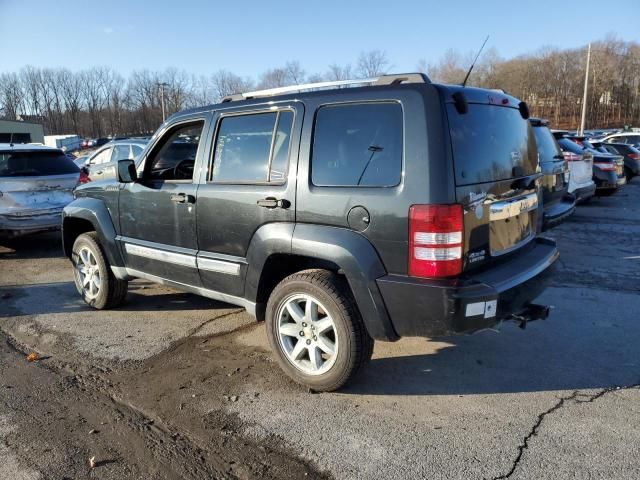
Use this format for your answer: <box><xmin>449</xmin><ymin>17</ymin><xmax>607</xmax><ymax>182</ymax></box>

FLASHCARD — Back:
<box><xmin>603</xmin><ymin>132</ymin><xmax>640</xmax><ymax>147</ymax></box>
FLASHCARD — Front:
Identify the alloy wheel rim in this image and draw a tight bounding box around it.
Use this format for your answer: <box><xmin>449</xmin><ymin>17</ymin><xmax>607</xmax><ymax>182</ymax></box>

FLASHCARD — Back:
<box><xmin>277</xmin><ymin>293</ymin><xmax>338</xmax><ymax>376</ymax></box>
<box><xmin>74</xmin><ymin>247</ymin><xmax>101</xmax><ymax>300</ymax></box>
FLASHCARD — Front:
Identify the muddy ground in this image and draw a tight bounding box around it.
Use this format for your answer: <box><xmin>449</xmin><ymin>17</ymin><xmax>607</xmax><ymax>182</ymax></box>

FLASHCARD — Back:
<box><xmin>1</xmin><ymin>179</ymin><xmax>640</xmax><ymax>479</ymax></box>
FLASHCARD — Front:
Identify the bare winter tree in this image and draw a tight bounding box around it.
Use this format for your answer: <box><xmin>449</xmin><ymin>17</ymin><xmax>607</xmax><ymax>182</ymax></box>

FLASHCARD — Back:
<box><xmin>20</xmin><ymin>66</ymin><xmax>44</xmax><ymax>118</ymax></box>
<box><xmin>211</xmin><ymin>70</ymin><xmax>254</xmax><ymax>100</ymax></box>
<box><xmin>257</xmin><ymin>61</ymin><xmax>306</xmax><ymax>89</ymax></box>
<box><xmin>59</xmin><ymin>69</ymin><xmax>83</xmax><ymax>134</ymax></box>
<box><xmin>0</xmin><ymin>72</ymin><xmax>24</xmax><ymax>120</ymax></box>
<box><xmin>356</xmin><ymin>50</ymin><xmax>390</xmax><ymax>77</ymax></box>
<box><xmin>284</xmin><ymin>61</ymin><xmax>306</xmax><ymax>84</ymax></box>
<box><xmin>1</xmin><ymin>37</ymin><xmax>639</xmax><ymax>136</ymax></box>
<box><xmin>81</xmin><ymin>67</ymin><xmax>109</xmax><ymax>137</ymax></box>
<box><xmin>327</xmin><ymin>63</ymin><xmax>353</xmax><ymax>81</ymax></box>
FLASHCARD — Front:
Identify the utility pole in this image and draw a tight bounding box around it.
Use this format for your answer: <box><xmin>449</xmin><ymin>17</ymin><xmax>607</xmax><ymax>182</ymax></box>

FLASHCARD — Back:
<box><xmin>157</xmin><ymin>82</ymin><xmax>169</xmax><ymax>123</ymax></box>
<box><xmin>579</xmin><ymin>43</ymin><xmax>591</xmax><ymax>136</ymax></box>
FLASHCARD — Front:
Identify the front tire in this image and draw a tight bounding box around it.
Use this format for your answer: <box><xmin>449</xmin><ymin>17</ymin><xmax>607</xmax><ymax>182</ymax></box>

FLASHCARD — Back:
<box><xmin>71</xmin><ymin>232</ymin><xmax>128</xmax><ymax>309</ymax></box>
<box><xmin>265</xmin><ymin>269</ymin><xmax>374</xmax><ymax>392</ymax></box>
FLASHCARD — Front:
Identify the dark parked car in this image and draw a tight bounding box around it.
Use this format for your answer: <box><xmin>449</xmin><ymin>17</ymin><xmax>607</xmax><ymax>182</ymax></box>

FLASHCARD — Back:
<box><xmin>78</xmin><ymin>139</ymin><xmax>148</xmax><ymax>181</ymax></box>
<box><xmin>61</xmin><ymin>74</ymin><xmax>558</xmax><ymax>391</ymax></box>
<box><xmin>529</xmin><ymin>119</ymin><xmax>576</xmax><ymax>229</ymax></box>
<box><xmin>597</xmin><ymin>143</ymin><xmax>640</xmax><ymax>180</ymax></box>
<box><xmin>557</xmin><ymin>138</ymin><xmax>626</xmax><ymax>195</ymax></box>
<box><xmin>93</xmin><ymin>137</ymin><xmax>112</xmax><ymax>148</ymax></box>
<box><xmin>0</xmin><ymin>144</ymin><xmax>85</xmax><ymax>237</ymax></box>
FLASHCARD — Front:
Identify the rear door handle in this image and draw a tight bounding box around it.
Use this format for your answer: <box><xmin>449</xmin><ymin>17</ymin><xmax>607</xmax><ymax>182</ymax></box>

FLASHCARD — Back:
<box><xmin>257</xmin><ymin>197</ymin><xmax>290</xmax><ymax>209</ymax></box>
<box><xmin>170</xmin><ymin>193</ymin><xmax>195</xmax><ymax>204</ymax></box>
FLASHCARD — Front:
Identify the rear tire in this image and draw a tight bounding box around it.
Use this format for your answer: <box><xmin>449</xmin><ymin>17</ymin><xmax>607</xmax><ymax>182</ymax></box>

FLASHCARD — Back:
<box><xmin>265</xmin><ymin>269</ymin><xmax>374</xmax><ymax>392</ymax></box>
<box><xmin>71</xmin><ymin>232</ymin><xmax>128</xmax><ymax>309</ymax></box>
<box><xmin>625</xmin><ymin>167</ymin><xmax>634</xmax><ymax>182</ymax></box>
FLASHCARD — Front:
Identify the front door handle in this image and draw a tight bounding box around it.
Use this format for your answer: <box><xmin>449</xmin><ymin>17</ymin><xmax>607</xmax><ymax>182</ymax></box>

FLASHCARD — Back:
<box><xmin>257</xmin><ymin>197</ymin><xmax>290</xmax><ymax>209</ymax></box>
<box><xmin>170</xmin><ymin>193</ymin><xmax>195</xmax><ymax>204</ymax></box>
<box><xmin>95</xmin><ymin>170</ymin><xmax>103</xmax><ymax>175</ymax></box>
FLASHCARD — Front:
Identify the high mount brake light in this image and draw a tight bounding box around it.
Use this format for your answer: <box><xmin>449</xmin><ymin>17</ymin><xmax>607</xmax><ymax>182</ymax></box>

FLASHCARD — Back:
<box><xmin>408</xmin><ymin>204</ymin><xmax>463</xmax><ymax>278</ymax></box>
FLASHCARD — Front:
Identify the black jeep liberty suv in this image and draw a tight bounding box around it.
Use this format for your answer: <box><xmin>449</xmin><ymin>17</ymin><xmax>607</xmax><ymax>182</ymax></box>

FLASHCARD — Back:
<box><xmin>62</xmin><ymin>74</ymin><xmax>558</xmax><ymax>391</ymax></box>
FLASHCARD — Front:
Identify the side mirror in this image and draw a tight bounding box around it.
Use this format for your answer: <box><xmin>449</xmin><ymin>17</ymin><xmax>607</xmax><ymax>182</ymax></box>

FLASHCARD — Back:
<box><xmin>117</xmin><ymin>159</ymin><xmax>138</xmax><ymax>183</ymax></box>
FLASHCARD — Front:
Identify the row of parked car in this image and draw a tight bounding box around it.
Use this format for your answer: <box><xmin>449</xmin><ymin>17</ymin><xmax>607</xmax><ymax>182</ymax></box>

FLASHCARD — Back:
<box><xmin>0</xmin><ymin>73</ymin><xmax>637</xmax><ymax>391</ymax></box>
<box><xmin>525</xmin><ymin>120</ymin><xmax>636</xmax><ymax>233</ymax></box>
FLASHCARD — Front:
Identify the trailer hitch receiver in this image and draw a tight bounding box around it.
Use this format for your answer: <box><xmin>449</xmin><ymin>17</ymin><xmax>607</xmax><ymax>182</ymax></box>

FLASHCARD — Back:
<box><xmin>509</xmin><ymin>303</ymin><xmax>551</xmax><ymax>329</ymax></box>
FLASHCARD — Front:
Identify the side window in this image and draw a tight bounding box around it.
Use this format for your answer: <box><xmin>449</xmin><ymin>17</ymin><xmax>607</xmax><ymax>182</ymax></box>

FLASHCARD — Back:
<box><xmin>12</xmin><ymin>133</ymin><xmax>31</xmax><ymax>143</ymax></box>
<box><xmin>311</xmin><ymin>103</ymin><xmax>403</xmax><ymax>187</ymax></box>
<box><xmin>91</xmin><ymin>147</ymin><xmax>112</xmax><ymax>165</ymax></box>
<box><xmin>146</xmin><ymin>122</ymin><xmax>203</xmax><ymax>181</ymax></box>
<box><xmin>269</xmin><ymin>111</ymin><xmax>294</xmax><ymax>183</ymax></box>
<box><xmin>131</xmin><ymin>145</ymin><xmax>144</xmax><ymax>158</ymax></box>
<box><xmin>111</xmin><ymin>144</ymin><xmax>131</xmax><ymax>162</ymax></box>
<box><xmin>211</xmin><ymin>110</ymin><xmax>293</xmax><ymax>184</ymax></box>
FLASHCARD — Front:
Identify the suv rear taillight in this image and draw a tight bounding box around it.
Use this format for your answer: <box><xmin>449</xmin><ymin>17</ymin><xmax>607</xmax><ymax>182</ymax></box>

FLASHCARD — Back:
<box><xmin>593</xmin><ymin>162</ymin><xmax>616</xmax><ymax>171</ymax></box>
<box><xmin>562</xmin><ymin>152</ymin><xmax>582</xmax><ymax>162</ymax></box>
<box><xmin>408</xmin><ymin>204</ymin><xmax>463</xmax><ymax>278</ymax></box>
<box><xmin>78</xmin><ymin>170</ymin><xmax>91</xmax><ymax>184</ymax></box>
<box><xmin>628</xmin><ymin>153</ymin><xmax>640</xmax><ymax>160</ymax></box>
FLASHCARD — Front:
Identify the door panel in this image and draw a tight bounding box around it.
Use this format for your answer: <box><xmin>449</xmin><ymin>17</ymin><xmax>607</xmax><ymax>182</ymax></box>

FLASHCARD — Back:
<box><xmin>118</xmin><ymin>117</ymin><xmax>210</xmax><ymax>286</ymax></box>
<box><xmin>195</xmin><ymin>103</ymin><xmax>302</xmax><ymax>296</ymax></box>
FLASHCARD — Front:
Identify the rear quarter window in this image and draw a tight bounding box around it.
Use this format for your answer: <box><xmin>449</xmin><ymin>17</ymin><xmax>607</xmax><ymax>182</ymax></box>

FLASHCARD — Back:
<box><xmin>311</xmin><ymin>102</ymin><xmax>403</xmax><ymax>187</ymax></box>
<box><xmin>532</xmin><ymin>126</ymin><xmax>563</xmax><ymax>163</ymax></box>
<box><xmin>0</xmin><ymin>150</ymin><xmax>80</xmax><ymax>177</ymax></box>
<box><xmin>447</xmin><ymin>104</ymin><xmax>538</xmax><ymax>185</ymax></box>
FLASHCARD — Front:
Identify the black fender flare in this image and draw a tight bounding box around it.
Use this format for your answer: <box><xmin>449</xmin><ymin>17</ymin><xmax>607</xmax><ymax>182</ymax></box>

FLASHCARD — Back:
<box><xmin>244</xmin><ymin>222</ymin><xmax>295</xmax><ymax>303</ymax></box>
<box><xmin>62</xmin><ymin>198</ymin><xmax>125</xmax><ymax>269</ymax></box>
<box><xmin>245</xmin><ymin>222</ymin><xmax>398</xmax><ymax>341</ymax></box>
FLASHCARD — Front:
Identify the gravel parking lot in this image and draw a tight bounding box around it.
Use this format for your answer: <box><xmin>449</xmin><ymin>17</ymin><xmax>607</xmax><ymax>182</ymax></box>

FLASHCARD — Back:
<box><xmin>1</xmin><ymin>180</ymin><xmax>639</xmax><ymax>479</ymax></box>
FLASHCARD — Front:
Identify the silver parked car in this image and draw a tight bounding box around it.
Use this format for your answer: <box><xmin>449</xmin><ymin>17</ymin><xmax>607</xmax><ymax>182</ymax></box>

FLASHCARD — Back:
<box><xmin>78</xmin><ymin>139</ymin><xmax>147</xmax><ymax>181</ymax></box>
<box><xmin>0</xmin><ymin>144</ymin><xmax>82</xmax><ymax>237</ymax></box>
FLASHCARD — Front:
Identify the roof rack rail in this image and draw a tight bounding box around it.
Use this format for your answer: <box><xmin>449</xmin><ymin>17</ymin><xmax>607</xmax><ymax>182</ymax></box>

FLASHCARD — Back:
<box><xmin>222</xmin><ymin>73</ymin><xmax>430</xmax><ymax>102</ymax></box>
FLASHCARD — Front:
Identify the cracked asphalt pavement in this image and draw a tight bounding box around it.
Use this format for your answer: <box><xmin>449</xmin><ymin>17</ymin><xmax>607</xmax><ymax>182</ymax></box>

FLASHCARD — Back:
<box><xmin>1</xmin><ymin>178</ymin><xmax>639</xmax><ymax>479</ymax></box>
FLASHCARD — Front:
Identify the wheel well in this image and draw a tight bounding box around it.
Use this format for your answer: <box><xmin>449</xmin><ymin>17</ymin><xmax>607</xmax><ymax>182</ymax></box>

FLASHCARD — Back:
<box><xmin>255</xmin><ymin>254</ymin><xmax>343</xmax><ymax>321</ymax></box>
<box><xmin>62</xmin><ymin>217</ymin><xmax>95</xmax><ymax>258</ymax></box>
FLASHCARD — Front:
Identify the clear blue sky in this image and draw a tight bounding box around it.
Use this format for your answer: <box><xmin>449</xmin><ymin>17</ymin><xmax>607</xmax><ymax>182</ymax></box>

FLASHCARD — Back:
<box><xmin>1</xmin><ymin>0</ymin><xmax>638</xmax><ymax>77</ymax></box>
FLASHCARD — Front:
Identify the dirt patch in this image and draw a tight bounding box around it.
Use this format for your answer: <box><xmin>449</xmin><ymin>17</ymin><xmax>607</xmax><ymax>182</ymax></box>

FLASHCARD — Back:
<box><xmin>0</xmin><ymin>328</ymin><xmax>328</xmax><ymax>479</ymax></box>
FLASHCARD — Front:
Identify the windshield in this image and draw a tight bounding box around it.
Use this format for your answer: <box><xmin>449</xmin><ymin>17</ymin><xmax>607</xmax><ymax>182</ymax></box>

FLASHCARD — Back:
<box><xmin>447</xmin><ymin>104</ymin><xmax>538</xmax><ymax>185</ymax></box>
<box><xmin>0</xmin><ymin>150</ymin><xmax>80</xmax><ymax>177</ymax></box>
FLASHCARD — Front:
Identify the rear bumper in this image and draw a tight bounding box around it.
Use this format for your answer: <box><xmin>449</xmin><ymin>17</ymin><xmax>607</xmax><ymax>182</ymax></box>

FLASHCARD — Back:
<box><xmin>626</xmin><ymin>159</ymin><xmax>640</xmax><ymax>175</ymax></box>
<box><xmin>543</xmin><ymin>196</ymin><xmax>575</xmax><ymax>230</ymax></box>
<box><xmin>0</xmin><ymin>207</ymin><xmax>63</xmax><ymax>236</ymax></box>
<box><xmin>594</xmin><ymin>171</ymin><xmax>626</xmax><ymax>192</ymax></box>
<box><xmin>377</xmin><ymin>237</ymin><xmax>558</xmax><ymax>337</ymax></box>
<box><xmin>571</xmin><ymin>183</ymin><xmax>596</xmax><ymax>203</ymax></box>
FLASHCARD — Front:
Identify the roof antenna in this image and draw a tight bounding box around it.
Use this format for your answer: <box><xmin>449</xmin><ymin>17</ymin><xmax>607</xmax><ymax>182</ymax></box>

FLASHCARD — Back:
<box><xmin>462</xmin><ymin>35</ymin><xmax>490</xmax><ymax>87</ymax></box>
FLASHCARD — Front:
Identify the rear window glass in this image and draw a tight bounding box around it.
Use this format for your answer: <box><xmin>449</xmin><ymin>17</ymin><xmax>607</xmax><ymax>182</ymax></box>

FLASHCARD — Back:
<box><xmin>448</xmin><ymin>104</ymin><xmax>537</xmax><ymax>185</ymax></box>
<box><xmin>532</xmin><ymin>126</ymin><xmax>562</xmax><ymax>163</ymax></box>
<box><xmin>0</xmin><ymin>150</ymin><xmax>80</xmax><ymax>177</ymax></box>
<box><xmin>557</xmin><ymin>138</ymin><xmax>585</xmax><ymax>154</ymax></box>
<box><xmin>610</xmin><ymin>135</ymin><xmax>640</xmax><ymax>144</ymax></box>
<box><xmin>311</xmin><ymin>103</ymin><xmax>403</xmax><ymax>187</ymax></box>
